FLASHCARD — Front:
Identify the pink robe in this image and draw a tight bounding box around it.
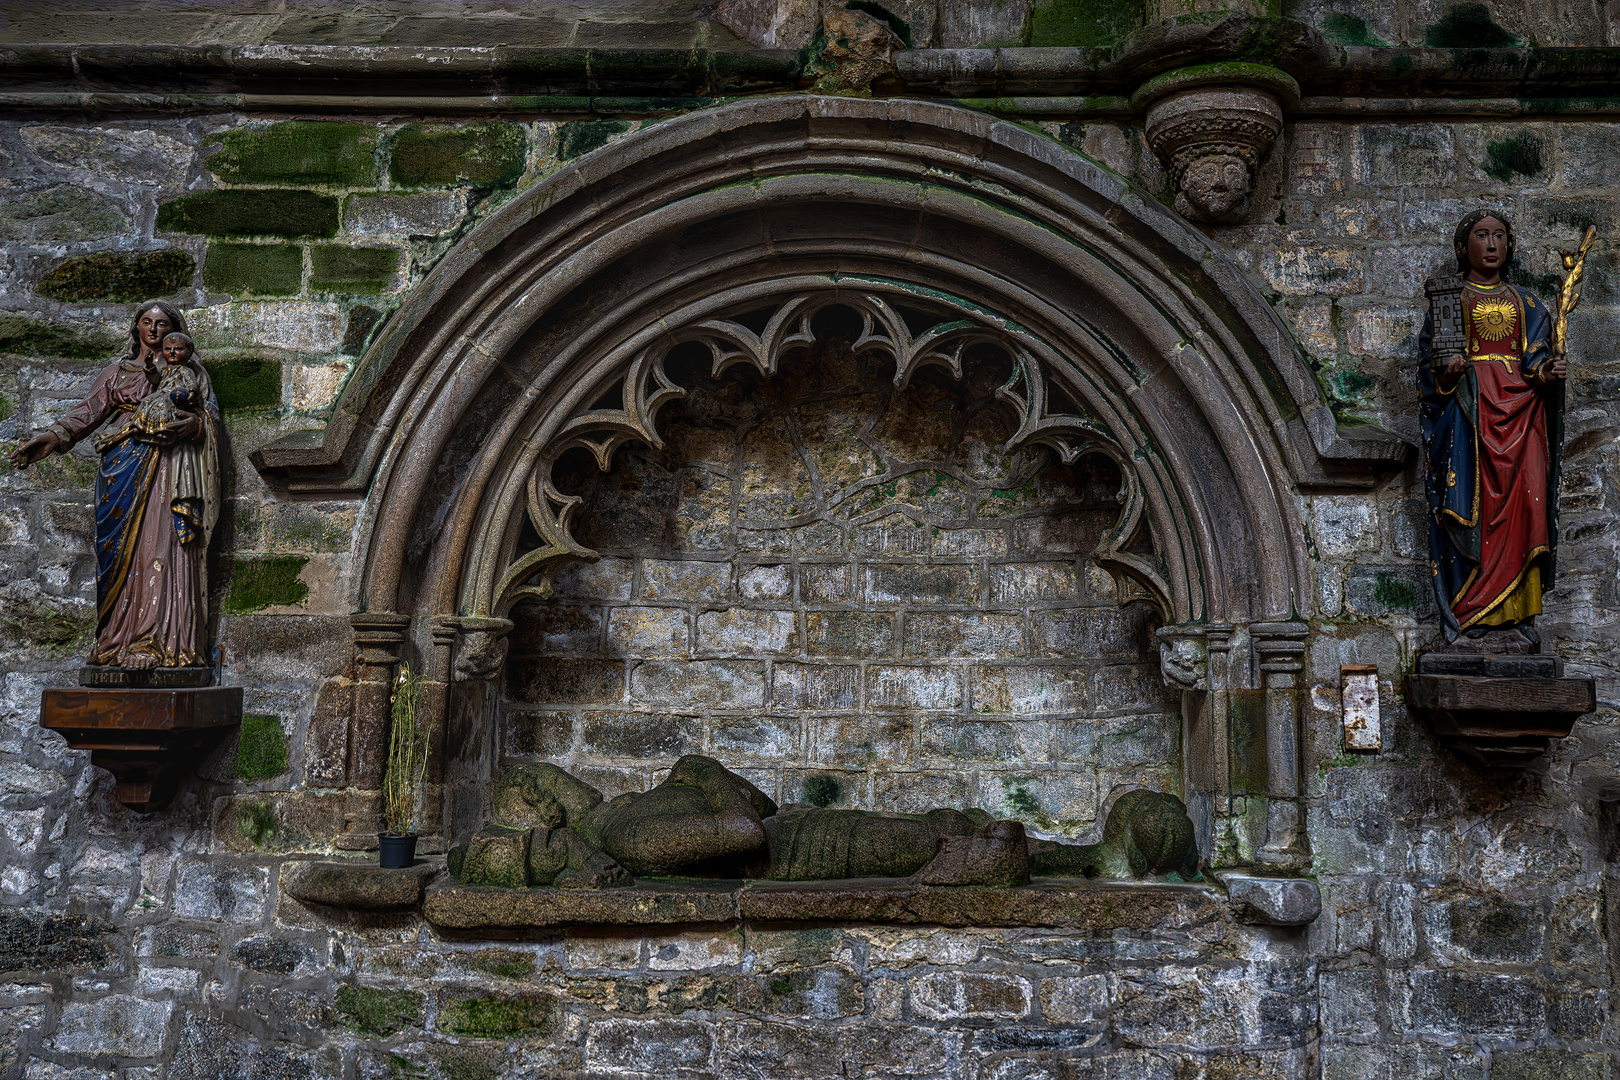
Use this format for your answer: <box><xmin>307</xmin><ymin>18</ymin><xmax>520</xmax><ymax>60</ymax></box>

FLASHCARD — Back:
<box><xmin>49</xmin><ymin>357</ymin><xmax>220</xmax><ymax>668</ymax></box>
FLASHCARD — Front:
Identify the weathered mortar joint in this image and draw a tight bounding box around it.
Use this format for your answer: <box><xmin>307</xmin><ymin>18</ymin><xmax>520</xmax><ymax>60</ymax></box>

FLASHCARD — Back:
<box><xmin>1139</xmin><ymin>66</ymin><xmax>1297</xmax><ymax>224</ymax></box>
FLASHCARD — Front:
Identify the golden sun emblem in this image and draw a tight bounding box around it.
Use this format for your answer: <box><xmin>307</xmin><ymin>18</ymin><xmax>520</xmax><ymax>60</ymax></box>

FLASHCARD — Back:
<box><xmin>1470</xmin><ymin>297</ymin><xmax>1518</xmax><ymax>341</ymax></box>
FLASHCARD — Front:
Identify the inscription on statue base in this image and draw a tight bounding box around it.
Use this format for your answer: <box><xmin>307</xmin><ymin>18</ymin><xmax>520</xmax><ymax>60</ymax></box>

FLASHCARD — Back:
<box><xmin>40</xmin><ymin>687</ymin><xmax>242</xmax><ymax>812</ymax></box>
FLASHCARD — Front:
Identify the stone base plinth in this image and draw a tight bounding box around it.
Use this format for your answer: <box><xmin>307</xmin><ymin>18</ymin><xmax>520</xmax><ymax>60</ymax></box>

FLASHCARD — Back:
<box><xmin>39</xmin><ymin>686</ymin><xmax>242</xmax><ymax>811</ymax></box>
<box><xmin>424</xmin><ymin>877</ymin><xmax>1233</xmax><ymax>932</ymax></box>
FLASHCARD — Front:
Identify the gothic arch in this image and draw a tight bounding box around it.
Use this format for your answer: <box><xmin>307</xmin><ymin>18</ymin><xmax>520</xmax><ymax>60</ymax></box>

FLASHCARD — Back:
<box><xmin>255</xmin><ymin>95</ymin><xmax>1405</xmax><ymax>864</ymax></box>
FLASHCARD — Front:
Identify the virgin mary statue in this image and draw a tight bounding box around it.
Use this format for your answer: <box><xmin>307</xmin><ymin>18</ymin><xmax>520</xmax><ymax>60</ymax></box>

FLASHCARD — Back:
<box><xmin>12</xmin><ymin>301</ymin><xmax>221</xmax><ymax>674</ymax></box>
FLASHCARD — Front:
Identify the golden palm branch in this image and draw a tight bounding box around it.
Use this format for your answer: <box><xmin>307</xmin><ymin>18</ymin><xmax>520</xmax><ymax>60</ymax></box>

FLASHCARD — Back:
<box><xmin>1552</xmin><ymin>225</ymin><xmax>1597</xmax><ymax>358</ymax></box>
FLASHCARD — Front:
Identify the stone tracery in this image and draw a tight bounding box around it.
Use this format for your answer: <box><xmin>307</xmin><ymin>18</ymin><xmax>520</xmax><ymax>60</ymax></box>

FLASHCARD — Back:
<box><xmin>487</xmin><ymin>287</ymin><xmax>1158</xmax><ymax>628</ymax></box>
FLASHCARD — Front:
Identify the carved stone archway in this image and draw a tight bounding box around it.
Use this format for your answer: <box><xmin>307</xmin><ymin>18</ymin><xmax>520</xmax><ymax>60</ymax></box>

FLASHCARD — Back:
<box><xmin>255</xmin><ymin>96</ymin><xmax>1405</xmax><ymax>867</ymax></box>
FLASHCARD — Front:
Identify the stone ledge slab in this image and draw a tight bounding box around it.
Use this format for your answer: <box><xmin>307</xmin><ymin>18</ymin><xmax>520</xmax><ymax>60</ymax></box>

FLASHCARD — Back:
<box><xmin>285</xmin><ymin>859</ymin><xmax>440</xmax><ymax>909</ymax></box>
<box><xmin>1218</xmin><ymin>872</ymin><xmax>1321</xmax><ymax>926</ymax></box>
<box><xmin>422</xmin><ymin>878</ymin><xmax>1224</xmax><ymax>930</ymax></box>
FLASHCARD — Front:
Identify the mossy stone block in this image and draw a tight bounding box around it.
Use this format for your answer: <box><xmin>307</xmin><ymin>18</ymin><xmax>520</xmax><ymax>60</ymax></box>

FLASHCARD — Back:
<box><xmin>224</xmin><ymin>556</ymin><xmax>309</xmax><ymax>614</ymax></box>
<box><xmin>35</xmin><ymin>250</ymin><xmax>195</xmax><ymax>304</ymax></box>
<box><xmin>206</xmin><ymin>121</ymin><xmax>379</xmax><ymax>188</ymax></box>
<box><xmin>234</xmin><ymin>714</ymin><xmax>288</xmax><ymax>781</ymax></box>
<box><xmin>158</xmin><ymin>190</ymin><xmax>339</xmax><ymax>239</ymax></box>
<box><xmin>334</xmin><ymin>986</ymin><xmax>424</xmax><ymax>1036</ymax></box>
<box><xmin>437</xmin><ymin>994</ymin><xmax>555</xmax><ymax>1039</ymax></box>
<box><xmin>0</xmin><ymin>314</ymin><xmax>122</xmax><ymax>360</ymax></box>
<box><xmin>1025</xmin><ymin>0</ymin><xmax>1141</xmax><ymax>46</ymax></box>
<box><xmin>558</xmin><ymin>120</ymin><xmax>631</xmax><ymax>161</ymax></box>
<box><xmin>205</xmin><ymin>359</ymin><xmax>282</xmax><ymax>412</ymax></box>
<box><xmin>389</xmin><ymin>124</ymin><xmax>526</xmax><ymax>188</ymax></box>
<box><xmin>309</xmin><ymin>246</ymin><xmax>398</xmax><ymax>296</ymax></box>
<box><xmin>203</xmin><ymin>242</ymin><xmax>302</xmax><ymax>298</ymax></box>
<box><xmin>0</xmin><ymin>591</ymin><xmax>94</xmax><ymax>654</ymax></box>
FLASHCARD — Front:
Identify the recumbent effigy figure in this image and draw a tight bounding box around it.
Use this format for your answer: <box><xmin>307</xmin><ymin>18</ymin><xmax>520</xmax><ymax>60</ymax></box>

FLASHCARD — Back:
<box><xmin>450</xmin><ymin>755</ymin><xmax>1200</xmax><ymax>889</ymax></box>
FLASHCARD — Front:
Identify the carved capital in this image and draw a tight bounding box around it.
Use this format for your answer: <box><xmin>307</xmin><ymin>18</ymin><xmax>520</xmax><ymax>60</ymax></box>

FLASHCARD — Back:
<box><xmin>1156</xmin><ymin>625</ymin><xmax>1208</xmax><ymax>691</ymax></box>
<box><xmin>440</xmin><ymin>616</ymin><xmax>514</xmax><ymax>682</ymax></box>
<box><xmin>1145</xmin><ymin>85</ymin><xmax>1283</xmax><ymax>224</ymax></box>
<box><xmin>350</xmin><ymin>612</ymin><xmax>411</xmax><ymax>667</ymax></box>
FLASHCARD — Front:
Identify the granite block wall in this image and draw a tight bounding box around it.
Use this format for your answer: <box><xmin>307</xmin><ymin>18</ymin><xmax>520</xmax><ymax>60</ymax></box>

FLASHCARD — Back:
<box><xmin>0</xmin><ymin>32</ymin><xmax>1616</xmax><ymax>1080</ymax></box>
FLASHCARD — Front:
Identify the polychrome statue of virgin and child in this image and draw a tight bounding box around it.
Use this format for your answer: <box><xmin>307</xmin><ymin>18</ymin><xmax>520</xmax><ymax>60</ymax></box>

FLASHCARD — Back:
<box><xmin>12</xmin><ymin>301</ymin><xmax>221</xmax><ymax>678</ymax></box>
<box><xmin>1419</xmin><ymin>211</ymin><xmax>1575</xmax><ymax>644</ymax></box>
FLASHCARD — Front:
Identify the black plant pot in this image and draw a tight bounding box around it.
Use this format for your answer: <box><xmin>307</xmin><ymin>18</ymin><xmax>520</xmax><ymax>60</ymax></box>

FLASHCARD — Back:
<box><xmin>378</xmin><ymin>833</ymin><xmax>418</xmax><ymax>869</ymax></box>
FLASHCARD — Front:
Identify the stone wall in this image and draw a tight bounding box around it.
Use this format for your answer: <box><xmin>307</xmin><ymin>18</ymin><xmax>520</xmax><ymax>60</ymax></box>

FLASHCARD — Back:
<box><xmin>504</xmin><ymin>331</ymin><xmax>1178</xmax><ymax>828</ymax></box>
<box><xmin>0</xmin><ymin>33</ymin><xmax>1617</xmax><ymax>1080</ymax></box>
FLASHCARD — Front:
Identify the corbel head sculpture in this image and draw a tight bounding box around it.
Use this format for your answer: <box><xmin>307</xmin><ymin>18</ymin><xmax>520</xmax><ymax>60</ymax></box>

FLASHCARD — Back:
<box><xmin>1144</xmin><ymin>84</ymin><xmax>1285</xmax><ymax>225</ymax></box>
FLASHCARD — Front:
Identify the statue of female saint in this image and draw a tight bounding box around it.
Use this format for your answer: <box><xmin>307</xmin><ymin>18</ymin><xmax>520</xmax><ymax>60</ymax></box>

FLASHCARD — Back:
<box><xmin>10</xmin><ymin>302</ymin><xmax>221</xmax><ymax>674</ymax></box>
<box><xmin>1419</xmin><ymin>211</ymin><xmax>1566</xmax><ymax>642</ymax></box>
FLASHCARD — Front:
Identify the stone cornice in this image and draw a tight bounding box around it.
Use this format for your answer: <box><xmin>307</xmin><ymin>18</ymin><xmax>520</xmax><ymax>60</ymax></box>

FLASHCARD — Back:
<box><xmin>2</xmin><ymin>14</ymin><xmax>1619</xmax><ymax>116</ymax></box>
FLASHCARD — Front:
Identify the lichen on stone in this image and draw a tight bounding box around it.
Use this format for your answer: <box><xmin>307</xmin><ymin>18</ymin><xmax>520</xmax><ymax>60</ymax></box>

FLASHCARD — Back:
<box><xmin>35</xmin><ymin>250</ymin><xmax>195</xmax><ymax>304</ymax></box>
<box><xmin>239</xmin><ymin>801</ymin><xmax>278</xmax><ymax>847</ymax></box>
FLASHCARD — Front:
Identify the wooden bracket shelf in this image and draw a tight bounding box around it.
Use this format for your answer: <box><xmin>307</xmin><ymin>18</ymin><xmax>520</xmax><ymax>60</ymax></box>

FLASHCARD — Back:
<box><xmin>40</xmin><ymin>687</ymin><xmax>242</xmax><ymax>811</ymax></box>
<box><xmin>1407</xmin><ymin>653</ymin><xmax>1595</xmax><ymax>768</ymax></box>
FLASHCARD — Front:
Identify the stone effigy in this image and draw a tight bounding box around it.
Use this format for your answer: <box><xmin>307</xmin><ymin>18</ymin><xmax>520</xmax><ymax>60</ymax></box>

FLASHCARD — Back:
<box><xmin>450</xmin><ymin>755</ymin><xmax>1199</xmax><ymax>889</ymax></box>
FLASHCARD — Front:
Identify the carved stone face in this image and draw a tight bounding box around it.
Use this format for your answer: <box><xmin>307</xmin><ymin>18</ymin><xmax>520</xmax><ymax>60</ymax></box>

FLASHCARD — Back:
<box><xmin>1179</xmin><ymin>155</ymin><xmax>1252</xmax><ymax>222</ymax></box>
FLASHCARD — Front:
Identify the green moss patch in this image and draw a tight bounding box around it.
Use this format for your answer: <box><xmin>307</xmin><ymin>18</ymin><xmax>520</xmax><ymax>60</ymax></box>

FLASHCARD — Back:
<box><xmin>206</xmin><ymin>122</ymin><xmax>379</xmax><ymax>188</ymax></box>
<box><xmin>158</xmin><ymin>190</ymin><xmax>340</xmax><ymax>239</ymax></box>
<box><xmin>0</xmin><ymin>314</ymin><xmax>121</xmax><ymax>360</ymax></box>
<box><xmin>204</xmin><ymin>359</ymin><xmax>282</xmax><ymax>412</ymax></box>
<box><xmin>203</xmin><ymin>242</ymin><xmax>303</xmax><ymax>297</ymax></box>
<box><xmin>437</xmin><ymin>994</ymin><xmax>555</xmax><ymax>1039</ymax></box>
<box><xmin>1322</xmin><ymin>13</ymin><xmax>1390</xmax><ymax>46</ymax></box>
<box><xmin>35</xmin><ymin>250</ymin><xmax>194</xmax><ymax>304</ymax></box>
<box><xmin>310</xmin><ymin>246</ymin><xmax>399</xmax><ymax>295</ymax></box>
<box><xmin>234</xmin><ymin>714</ymin><xmax>288</xmax><ymax>781</ymax></box>
<box><xmin>389</xmin><ymin>124</ymin><xmax>526</xmax><ymax>188</ymax></box>
<box><xmin>432</xmin><ymin>1047</ymin><xmax>499</xmax><ymax>1080</ymax></box>
<box><xmin>224</xmin><ymin>556</ymin><xmax>309</xmax><ymax>613</ymax></box>
<box><xmin>1025</xmin><ymin>0</ymin><xmax>1141</xmax><ymax>47</ymax></box>
<box><xmin>1483</xmin><ymin>134</ymin><xmax>1543</xmax><ymax>181</ymax></box>
<box><xmin>1426</xmin><ymin>3</ymin><xmax>1520</xmax><ymax>47</ymax></box>
<box><xmin>558</xmin><ymin>120</ymin><xmax>631</xmax><ymax>162</ymax></box>
<box><xmin>334</xmin><ymin>986</ymin><xmax>424</xmax><ymax>1036</ymax></box>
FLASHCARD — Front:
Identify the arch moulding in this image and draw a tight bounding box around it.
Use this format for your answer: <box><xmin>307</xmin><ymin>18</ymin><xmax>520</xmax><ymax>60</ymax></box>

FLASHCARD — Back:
<box><xmin>253</xmin><ymin>95</ymin><xmax>1407</xmax><ymax>869</ymax></box>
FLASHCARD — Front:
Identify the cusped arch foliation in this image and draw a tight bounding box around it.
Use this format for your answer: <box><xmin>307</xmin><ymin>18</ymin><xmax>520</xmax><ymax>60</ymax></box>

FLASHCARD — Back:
<box><xmin>251</xmin><ymin>95</ymin><xmax>1406</xmax><ymax>633</ymax></box>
